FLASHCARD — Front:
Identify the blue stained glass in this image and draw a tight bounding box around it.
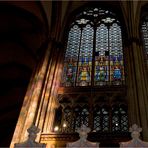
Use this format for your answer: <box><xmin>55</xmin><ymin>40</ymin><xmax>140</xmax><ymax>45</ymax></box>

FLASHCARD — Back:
<box><xmin>117</xmin><ymin>56</ymin><xmax>122</xmax><ymax>61</ymax></box>
<box><xmin>66</xmin><ymin>64</ymin><xmax>76</xmax><ymax>82</ymax></box>
<box><xmin>95</xmin><ymin>24</ymin><xmax>109</xmax><ymax>85</ymax></box>
<box><xmin>109</xmin><ymin>23</ymin><xmax>124</xmax><ymax>84</ymax></box>
<box><xmin>113</xmin><ymin>67</ymin><xmax>122</xmax><ymax>80</ymax></box>
<box><xmin>113</xmin><ymin>56</ymin><xmax>117</xmax><ymax>62</ymax></box>
<box><xmin>95</xmin><ymin>66</ymin><xmax>106</xmax><ymax>81</ymax></box>
<box><xmin>77</xmin><ymin>24</ymin><xmax>93</xmax><ymax>86</ymax></box>
<box><xmin>63</xmin><ymin>25</ymin><xmax>81</xmax><ymax>86</ymax></box>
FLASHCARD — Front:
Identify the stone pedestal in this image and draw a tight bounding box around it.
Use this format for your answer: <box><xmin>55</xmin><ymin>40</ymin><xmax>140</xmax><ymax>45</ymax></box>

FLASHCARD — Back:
<box><xmin>120</xmin><ymin>124</ymin><xmax>148</xmax><ymax>147</ymax></box>
<box><xmin>66</xmin><ymin>125</ymin><xmax>99</xmax><ymax>148</ymax></box>
<box><xmin>14</xmin><ymin>125</ymin><xmax>46</xmax><ymax>148</ymax></box>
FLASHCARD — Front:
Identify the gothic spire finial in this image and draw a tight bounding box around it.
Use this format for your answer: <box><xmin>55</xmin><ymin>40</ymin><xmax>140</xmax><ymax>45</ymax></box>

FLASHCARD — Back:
<box><xmin>77</xmin><ymin>124</ymin><xmax>91</xmax><ymax>140</ymax></box>
<box><xmin>129</xmin><ymin>124</ymin><xmax>142</xmax><ymax>139</ymax></box>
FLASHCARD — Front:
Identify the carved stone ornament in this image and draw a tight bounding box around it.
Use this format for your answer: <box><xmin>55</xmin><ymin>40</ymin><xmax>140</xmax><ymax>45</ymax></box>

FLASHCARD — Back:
<box><xmin>66</xmin><ymin>124</ymin><xmax>99</xmax><ymax>147</ymax></box>
<box><xmin>14</xmin><ymin>124</ymin><xmax>46</xmax><ymax>147</ymax></box>
<box><xmin>120</xmin><ymin>124</ymin><xmax>148</xmax><ymax>147</ymax></box>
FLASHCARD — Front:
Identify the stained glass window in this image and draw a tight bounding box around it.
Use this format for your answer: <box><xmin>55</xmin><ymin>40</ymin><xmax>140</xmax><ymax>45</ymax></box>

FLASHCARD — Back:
<box><xmin>109</xmin><ymin>23</ymin><xmax>124</xmax><ymax>85</ymax></box>
<box><xmin>62</xmin><ymin>25</ymin><xmax>81</xmax><ymax>87</ymax></box>
<box><xmin>95</xmin><ymin>24</ymin><xmax>109</xmax><ymax>86</ymax></box>
<box><xmin>62</xmin><ymin>7</ymin><xmax>125</xmax><ymax>86</ymax></box>
<box><xmin>142</xmin><ymin>21</ymin><xmax>148</xmax><ymax>66</ymax></box>
<box><xmin>93</xmin><ymin>106</ymin><xmax>109</xmax><ymax>132</ymax></box>
<box><xmin>77</xmin><ymin>25</ymin><xmax>93</xmax><ymax>86</ymax></box>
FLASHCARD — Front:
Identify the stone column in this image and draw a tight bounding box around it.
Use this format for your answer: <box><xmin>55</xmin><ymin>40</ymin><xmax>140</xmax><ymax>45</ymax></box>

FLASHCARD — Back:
<box><xmin>10</xmin><ymin>2</ymin><xmax>63</xmax><ymax>147</ymax></box>
<box><xmin>126</xmin><ymin>39</ymin><xmax>148</xmax><ymax>141</ymax></box>
<box><xmin>35</xmin><ymin>41</ymin><xmax>64</xmax><ymax>135</ymax></box>
<box><xmin>10</xmin><ymin>41</ymin><xmax>52</xmax><ymax>148</ymax></box>
<box><xmin>125</xmin><ymin>2</ymin><xmax>148</xmax><ymax>141</ymax></box>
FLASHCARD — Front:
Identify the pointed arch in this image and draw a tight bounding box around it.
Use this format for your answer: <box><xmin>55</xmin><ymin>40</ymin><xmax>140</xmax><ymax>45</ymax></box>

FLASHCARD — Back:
<box><xmin>62</xmin><ymin>7</ymin><xmax>125</xmax><ymax>87</ymax></box>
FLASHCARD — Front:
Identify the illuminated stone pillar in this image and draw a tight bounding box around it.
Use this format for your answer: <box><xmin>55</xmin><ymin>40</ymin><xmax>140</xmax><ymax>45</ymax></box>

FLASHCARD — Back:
<box><xmin>10</xmin><ymin>41</ymin><xmax>52</xmax><ymax>148</ymax></box>
<box><xmin>10</xmin><ymin>38</ymin><xmax>64</xmax><ymax>148</ymax></box>
<box><xmin>10</xmin><ymin>2</ymin><xmax>63</xmax><ymax>147</ymax></box>
<box><xmin>35</xmin><ymin>42</ymin><xmax>64</xmax><ymax>136</ymax></box>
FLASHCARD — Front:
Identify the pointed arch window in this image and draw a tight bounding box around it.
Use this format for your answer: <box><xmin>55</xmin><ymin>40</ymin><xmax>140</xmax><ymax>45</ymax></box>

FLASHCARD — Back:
<box><xmin>62</xmin><ymin>106</ymin><xmax>73</xmax><ymax>133</ymax></box>
<box><xmin>112</xmin><ymin>105</ymin><xmax>128</xmax><ymax>132</ymax></box>
<box><xmin>73</xmin><ymin>106</ymin><xmax>89</xmax><ymax>132</ymax></box>
<box><xmin>62</xmin><ymin>8</ymin><xmax>125</xmax><ymax>87</ymax></box>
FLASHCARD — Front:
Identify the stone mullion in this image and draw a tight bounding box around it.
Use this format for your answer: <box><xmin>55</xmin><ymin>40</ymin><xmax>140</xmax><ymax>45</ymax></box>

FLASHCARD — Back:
<box><xmin>88</xmin><ymin>94</ymin><xmax>93</xmax><ymax>131</ymax></box>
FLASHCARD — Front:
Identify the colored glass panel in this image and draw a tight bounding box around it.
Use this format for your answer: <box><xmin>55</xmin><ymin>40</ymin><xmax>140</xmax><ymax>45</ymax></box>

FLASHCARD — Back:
<box><xmin>142</xmin><ymin>21</ymin><xmax>148</xmax><ymax>66</ymax></box>
<box><xmin>77</xmin><ymin>24</ymin><xmax>93</xmax><ymax>86</ymax></box>
<box><xmin>95</xmin><ymin>24</ymin><xmax>109</xmax><ymax>86</ymax></box>
<box><xmin>109</xmin><ymin>23</ymin><xmax>124</xmax><ymax>85</ymax></box>
<box><xmin>62</xmin><ymin>8</ymin><xmax>125</xmax><ymax>87</ymax></box>
<box><xmin>62</xmin><ymin>25</ymin><xmax>81</xmax><ymax>86</ymax></box>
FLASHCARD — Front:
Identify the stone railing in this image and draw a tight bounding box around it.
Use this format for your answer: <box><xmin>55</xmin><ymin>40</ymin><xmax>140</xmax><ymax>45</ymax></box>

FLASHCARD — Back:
<box><xmin>14</xmin><ymin>124</ymin><xmax>148</xmax><ymax>148</ymax></box>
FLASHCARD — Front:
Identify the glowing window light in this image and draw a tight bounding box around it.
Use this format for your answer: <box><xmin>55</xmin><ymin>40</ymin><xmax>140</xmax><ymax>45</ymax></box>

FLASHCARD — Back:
<box><xmin>54</xmin><ymin>126</ymin><xmax>59</xmax><ymax>132</ymax></box>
